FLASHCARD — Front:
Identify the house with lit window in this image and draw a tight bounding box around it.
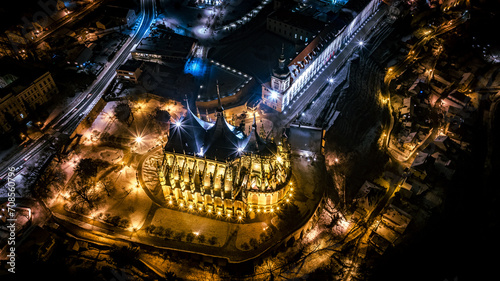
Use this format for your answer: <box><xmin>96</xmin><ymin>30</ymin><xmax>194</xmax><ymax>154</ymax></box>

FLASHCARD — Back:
<box><xmin>116</xmin><ymin>60</ymin><xmax>144</xmax><ymax>84</ymax></box>
<box><xmin>0</xmin><ymin>59</ymin><xmax>58</xmax><ymax>133</ymax></box>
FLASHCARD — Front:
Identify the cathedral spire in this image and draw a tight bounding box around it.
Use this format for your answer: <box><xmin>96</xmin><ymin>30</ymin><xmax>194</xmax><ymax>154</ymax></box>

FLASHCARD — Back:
<box><xmin>216</xmin><ymin>80</ymin><xmax>223</xmax><ymax>113</ymax></box>
<box><xmin>279</xmin><ymin>43</ymin><xmax>285</xmax><ymax>69</ymax></box>
<box><xmin>252</xmin><ymin>111</ymin><xmax>257</xmax><ymax>129</ymax></box>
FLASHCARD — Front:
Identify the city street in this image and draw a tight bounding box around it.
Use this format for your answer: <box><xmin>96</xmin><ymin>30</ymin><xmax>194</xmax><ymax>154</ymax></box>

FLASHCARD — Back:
<box><xmin>0</xmin><ymin>0</ymin><xmax>156</xmax><ymax>184</ymax></box>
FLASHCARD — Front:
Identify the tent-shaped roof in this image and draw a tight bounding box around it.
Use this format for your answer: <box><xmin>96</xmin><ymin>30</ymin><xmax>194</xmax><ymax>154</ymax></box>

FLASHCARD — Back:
<box><xmin>164</xmin><ymin>85</ymin><xmax>276</xmax><ymax>160</ymax></box>
<box><xmin>244</xmin><ymin>114</ymin><xmax>277</xmax><ymax>156</ymax></box>
<box><xmin>164</xmin><ymin>85</ymin><xmax>250</xmax><ymax>161</ymax></box>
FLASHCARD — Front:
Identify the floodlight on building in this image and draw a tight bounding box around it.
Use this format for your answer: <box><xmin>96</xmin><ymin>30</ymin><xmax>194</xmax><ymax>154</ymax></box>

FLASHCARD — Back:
<box><xmin>135</xmin><ymin>136</ymin><xmax>143</xmax><ymax>143</ymax></box>
<box><xmin>238</xmin><ymin>215</ymin><xmax>242</xmax><ymax>220</ymax></box>
<box><xmin>180</xmin><ymin>202</ymin><xmax>184</xmax><ymax>207</ymax></box>
<box><xmin>277</xmin><ymin>156</ymin><xmax>282</xmax><ymax>163</ymax></box>
<box><xmin>270</xmin><ymin>90</ymin><xmax>278</xmax><ymax>100</ymax></box>
<box><xmin>189</xmin><ymin>205</ymin><xmax>193</xmax><ymax>210</ymax></box>
<box><xmin>217</xmin><ymin>211</ymin><xmax>222</xmax><ymax>216</ymax></box>
<box><xmin>168</xmin><ymin>200</ymin><xmax>173</xmax><ymax>205</ymax></box>
<box><xmin>227</xmin><ymin>213</ymin><xmax>231</xmax><ymax>218</ymax></box>
<box><xmin>175</xmin><ymin>120</ymin><xmax>182</xmax><ymax>128</ymax></box>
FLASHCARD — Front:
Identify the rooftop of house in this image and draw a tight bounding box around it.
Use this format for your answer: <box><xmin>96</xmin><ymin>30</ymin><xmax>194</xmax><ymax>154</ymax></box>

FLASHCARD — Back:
<box><xmin>268</xmin><ymin>9</ymin><xmax>325</xmax><ymax>33</ymax></box>
<box><xmin>134</xmin><ymin>32</ymin><xmax>197</xmax><ymax>58</ymax></box>
<box><xmin>117</xmin><ymin>59</ymin><xmax>143</xmax><ymax>72</ymax></box>
<box><xmin>0</xmin><ymin>58</ymin><xmax>46</xmax><ymax>99</ymax></box>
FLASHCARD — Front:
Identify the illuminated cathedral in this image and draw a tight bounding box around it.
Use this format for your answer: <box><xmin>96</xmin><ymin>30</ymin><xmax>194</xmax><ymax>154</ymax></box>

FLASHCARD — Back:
<box><xmin>158</xmin><ymin>88</ymin><xmax>293</xmax><ymax>220</ymax></box>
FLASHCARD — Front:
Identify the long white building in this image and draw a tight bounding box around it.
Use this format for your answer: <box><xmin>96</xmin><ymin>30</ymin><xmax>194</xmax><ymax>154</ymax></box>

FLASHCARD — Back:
<box><xmin>262</xmin><ymin>0</ymin><xmax>383</xmax><ymax>112</ymax></box>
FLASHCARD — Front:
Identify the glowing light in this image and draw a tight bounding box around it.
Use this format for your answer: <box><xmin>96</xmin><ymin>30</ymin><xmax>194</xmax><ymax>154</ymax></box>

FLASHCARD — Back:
<box><xmin>193</xmin><ymin>232</ymin><xmax>199</xmax><ymax>236</ymax></box>
<box><xmin>175</xmin><ymin>121</ymin><xmax>182</xmax><ymax>128</ymax></box>
<box><xmin>208</xmin><ymin>209</ymin><xmax>212</xmax><ymax>213</ymax></box>
<box><xmin>184</xmin><ymin>58</ymin><xmax>204</xmax><ymax>77</ymax></box>
<box><xmin>198</xmin><ymin>207</ymin><xmax>202</xmax><ymax>211</ymax></box>
<box><xmin>189</xmin><ymin>205</ymin><xmax>193</xmax><ymax>210</ymax></box>
<box><xmin>270</xmin><ymin>90</ymin><xmax>278</xmax><ymax>100</ymax></box>
<box><xmin>286</xmin><ymin>199</ymin><xmax>290</xmax><ymax>202</ymax></box>
<box><xmin>237</xmin><ymin>147</ymin><xmax>244</xmax><ymax>153</ymax></box>
<box><xmin>169</xmin><ymin>200</ymin><xmax>173</xmax><ymax>204</ymax></box>
<box><xmin>227</xmin><ymin>213</ymin><xmax>231</xmax><ymax>218</ymax></box>
<box><xmin>277</xmin><ymin>156</ymin><xmax>282</xmax><ymax>163</ymax></box>
<box><xmin>180</xmin><ymin>202</ymin><xmax>184</xmax><ymax>207</ymax></box>
<box><xmin>217</xmin><ymin>211</ymin><xmax>222</xmax><ymax>215</ymax></box>
<box><xmin>270</xmin><ymin>208</ymin><xmax>274</xmax><ymax>213</ymax></box>
<box><xmin>358</xmin><ymin>40</ymin><xmax>364</xmax><ymax>46</ymax></box>
<box><xmin>238</xmin><ymin>215</ymin><xmax>242</xmax><ymax>220</ymax></box>
<box><xmin>135</xmin><ymin>136</ymin><xmax>143</xmax><ymax>143</ymax></box>
<box><xmin>257</xmin><ymin>209</ymin><xmax>261</xmax><ymax>213</ymax></box>
<box><xmin>328</xmin><ymin>78</ymin><xmax>334</xmax><ymax>83</ymax></box>
<box><xmin>249</xmin><ymin>207</ymin><xmax>253</xmax><ymax>212</ymax></box>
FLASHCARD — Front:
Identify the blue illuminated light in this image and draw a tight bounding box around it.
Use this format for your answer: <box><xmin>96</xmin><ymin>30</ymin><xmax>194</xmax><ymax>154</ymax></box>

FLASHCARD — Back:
<box><xmin>184</xmin><ymin>58</ymin><xmax>205</xmax><ymax>77</ymax></box>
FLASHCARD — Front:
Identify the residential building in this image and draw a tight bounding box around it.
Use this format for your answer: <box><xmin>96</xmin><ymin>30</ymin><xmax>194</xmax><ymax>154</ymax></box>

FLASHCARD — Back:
<box><xmin>0</xmin><ymin>60</ymin><xmax>58</xmax><ymax>132</ymax></box>
<box><xmin>132</xmin><ymin>32</ymin><xmax>198</xmax><ymax>62</ymax></box>
<box><xmin>266</xmin><ymin>9</ymin><xmax>324</xmax><ymax>43</ymax></box>
<box><xmin>97</xmin><ymin>5</ymin><xmax>137</xmax><ymax>30</ymax></box>
<box><xmin>116</xmin><ymin>60</ymin><xmax>144</xmax><ymax>84</ymax></box>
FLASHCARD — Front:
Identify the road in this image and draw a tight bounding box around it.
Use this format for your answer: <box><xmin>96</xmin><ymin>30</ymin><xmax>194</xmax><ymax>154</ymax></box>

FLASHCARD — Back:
<box><xmin>382</xmin><ymin>10</ymin><xmax>469</xmax><ymax>162</ymax></box>
<box><xmin>0</xmin><ymin>0</ymin><xmax>156</xmax><ymax>183</ymax></box>
<box><xmin>29</xmin><ymin>0</ymin><xmax>103</xmax><ymax>46</ymax></box>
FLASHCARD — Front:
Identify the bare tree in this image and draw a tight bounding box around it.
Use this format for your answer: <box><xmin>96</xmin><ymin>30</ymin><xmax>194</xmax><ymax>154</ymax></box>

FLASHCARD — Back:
<box><xmin>27</xmin><ymin>165</ymin><xmax>67</xmax><ymax>198</ymax></box>
<box><xmin>68</xmin><ymin>177</ymin><xmax>102</xmax><ymax>213</ymax></box>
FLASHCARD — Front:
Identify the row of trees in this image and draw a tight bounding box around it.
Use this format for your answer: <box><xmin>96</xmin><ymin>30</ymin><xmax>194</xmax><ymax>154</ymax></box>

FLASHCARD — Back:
<box><xmin>144</xmin><ymin>225</ymin><xmax>218</xmax><ymax>245</ymax></box>
<box><xmin>240</xmin><ymin>227</ymin><xmax>275</xmax><ymax>250</ymax></box>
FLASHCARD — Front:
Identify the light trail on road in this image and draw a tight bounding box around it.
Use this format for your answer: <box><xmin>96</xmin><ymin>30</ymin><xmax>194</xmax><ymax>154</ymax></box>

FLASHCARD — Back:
<box><xmin>0</xmin><ymin>0</ymin><xmax>156</xmax><ymax>184</ymax></box>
